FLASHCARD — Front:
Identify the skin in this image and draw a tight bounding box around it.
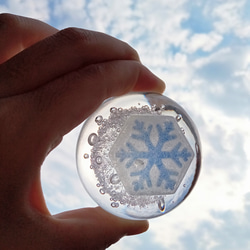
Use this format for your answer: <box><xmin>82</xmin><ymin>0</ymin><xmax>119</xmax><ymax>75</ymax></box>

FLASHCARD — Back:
<box><xmin>0</xmin><ymin>13</ymin><xmax>165</xmax><ymax>249</ymax></box>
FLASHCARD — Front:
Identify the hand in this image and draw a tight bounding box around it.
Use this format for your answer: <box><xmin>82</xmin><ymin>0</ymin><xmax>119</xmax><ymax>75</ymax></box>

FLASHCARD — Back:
<box><xmin>0</xmin><ymin>14</ymin><xmax>165</xmax><ymax>249</ymax></box>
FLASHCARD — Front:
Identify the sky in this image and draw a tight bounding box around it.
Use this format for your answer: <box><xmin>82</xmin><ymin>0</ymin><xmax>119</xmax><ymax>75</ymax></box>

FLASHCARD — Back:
<box><xmin>1</xmin><ymin>0</ymin><xmax>250</xmax><ymax>249</ymax></box>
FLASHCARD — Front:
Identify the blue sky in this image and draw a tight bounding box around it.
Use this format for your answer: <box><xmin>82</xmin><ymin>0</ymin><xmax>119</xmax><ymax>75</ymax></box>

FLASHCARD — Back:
<box><xmin>1</xmin><ymin>0</ymin><xmax>250</xmax><ymax>249</ymax></box>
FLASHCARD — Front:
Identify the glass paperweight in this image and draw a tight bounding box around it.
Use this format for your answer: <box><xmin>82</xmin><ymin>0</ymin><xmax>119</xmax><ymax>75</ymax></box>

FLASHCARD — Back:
<box><xmin>76</xmin><ymin>92</ymin><xmax>201</xmax><ymax>220</ymax></box>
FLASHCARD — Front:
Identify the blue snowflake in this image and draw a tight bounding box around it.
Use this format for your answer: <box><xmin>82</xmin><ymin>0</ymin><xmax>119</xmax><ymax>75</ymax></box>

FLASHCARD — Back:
<box><xmin>116</xmin><ymin>119</ymin><xmax>193</xmax><ymax>192</ymax></box>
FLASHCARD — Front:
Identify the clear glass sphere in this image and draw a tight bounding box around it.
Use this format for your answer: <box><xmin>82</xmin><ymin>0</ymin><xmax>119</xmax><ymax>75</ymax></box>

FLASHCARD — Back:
<box><xmin>76</xmin><ymin>92</ymin><xmax>201</xmax><ymax>220</ymax></box>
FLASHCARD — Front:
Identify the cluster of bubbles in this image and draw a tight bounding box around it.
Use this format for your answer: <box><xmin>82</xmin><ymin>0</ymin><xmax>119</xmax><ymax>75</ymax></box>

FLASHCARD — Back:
<box><xmin>83</xmin><ymin>104</ymin><xmax>186</xmax><ymax>210</ymax></box>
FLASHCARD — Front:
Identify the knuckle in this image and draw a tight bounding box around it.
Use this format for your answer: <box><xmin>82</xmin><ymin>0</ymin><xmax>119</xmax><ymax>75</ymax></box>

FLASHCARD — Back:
<box><xmin>0</xmin><ymin>13</ymin><xmax>20</xmax><ymax>31</ymax></box>
<box><xmin>83</xmin><ymin>63</ymin><xmax>108</xmax><ymax>83</ymax></box>
<box><xmin>0</xmin><ymin>97</ymin><xmax>28</xmax><ymax>139</ymax></box>
<box><xmin>82</xmin><ymin>63</ymin><xmax>119</xmax><ymax>98</ymax></box>
<box><xmin>122</xmin><ymin>41</ymin><xmax>140</xmax><ymax>60</ymax></box>
<box><xmin>0</xmin><ymin>56</ymin><xmax>27</xmax><ymax>96</ymax></box>
<box><xmin>57</xmin><ymin>27</ymin><xmax>97</xmax><ymax>47</ymax></box>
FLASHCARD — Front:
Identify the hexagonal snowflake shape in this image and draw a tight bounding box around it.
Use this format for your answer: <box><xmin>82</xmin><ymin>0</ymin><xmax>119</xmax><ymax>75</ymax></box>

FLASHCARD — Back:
<box><xmin>109</xmin><ymin>115</ymin><xmax>194</xmax><ymax>195</ymax></box>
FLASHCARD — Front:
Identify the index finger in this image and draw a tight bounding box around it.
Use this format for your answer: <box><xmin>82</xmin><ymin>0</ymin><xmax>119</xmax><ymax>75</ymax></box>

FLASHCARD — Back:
<box><xmin>26</xmin><ymin>59</ymin><xmax>165</xmax><ymax>151</ymax></box>
<box><xmin>0</xmin><ymin>26</ymin><xmax>140</xmax><ymax>98</ymax></box>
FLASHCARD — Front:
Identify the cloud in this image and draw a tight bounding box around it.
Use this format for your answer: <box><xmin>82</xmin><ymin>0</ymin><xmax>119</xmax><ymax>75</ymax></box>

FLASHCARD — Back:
<box><xmin>191</xmin><ymin>46</ymin><xmax>250</xmax><ymax>116</ymax></box>
<box><xmin>181</xmin><ymin>32</ymin><xmax>223</xmax><ymax>53</ymax></box>
<box><xmin>205</xmin><ymin>0</ymin><xmax>250</xmax><ymax>39</ymax></box>
<box><xmin>179</xmin><ymin>193</ymin><xmax>250</xmax><ymax>250</ymax></box>
<box><xmin>0</xmin><ymin>0</ymin><xmax>50</xmax><ymax>21</ymax></box>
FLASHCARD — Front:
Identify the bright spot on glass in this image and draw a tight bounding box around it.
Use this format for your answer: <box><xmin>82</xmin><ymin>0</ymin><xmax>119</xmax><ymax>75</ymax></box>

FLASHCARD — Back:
<box><xmin>110</xmin><ymin>174</ymin><xmax>120</xmax><ymax>184</ymax></box>
<box><xmin>99</xmin><ymin>189</ymin><xmax>105</xmax><ymax>194</ymax></box>
<box><xmin>111</xmin><ymin>202</ymin><xmax>119</xmax><ymax>208</ymax></box>
<box><xmin>158</xmin><ymin>199</ymin><xmax>165</xmax><ymax>212</ymax></box>
<box><xmin>83</xmin><ymin>153</ymin><xmax>89</xmax><ymax>159</ymax></box>
<box><xmin>176</xmin><ymin>114</ymin><xmax>182</xmax><ymax>122</ymax></box>
<box><xmin>95</xmin><ymin>156</ymin><xmax>102</xmax><ymax>164</ymax></box>
<box><xmin>88</xmin><ymin>133</ymin><xmax>98</xmax><ymax>146</ymax></box>
<box><xmin>95</xmin><ymin>115</ymin><xmax>103</xmax><ymax>124</ymax></box>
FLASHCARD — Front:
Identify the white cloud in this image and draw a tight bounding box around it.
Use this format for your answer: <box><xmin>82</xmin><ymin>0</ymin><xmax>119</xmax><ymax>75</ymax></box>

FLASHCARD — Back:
<box><xmin>0</xmin><ymin>0</ymin><xmax>50</xmax><ymax>21</ymax></box>
<box><xmin>206</xmin><ymin>0</ymin><xmax>250</xmax><ymax>38</ymax></box>
<box><xmin>181</xmin><ymin>32</ymin><xmax>223</xmax><ymax>53</ymax></box>
<box><xmin>180</xmin><ymin>193</ymin><xmax>250</xmax><ymax>249</ymax></box>
<box><xmin>234</xmin><ymin>53</ymin><xmax>250</xmax><ymax>93</ymax></box>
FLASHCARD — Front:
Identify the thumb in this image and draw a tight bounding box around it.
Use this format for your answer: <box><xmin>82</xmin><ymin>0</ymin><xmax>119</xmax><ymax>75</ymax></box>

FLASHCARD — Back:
<box><xmin>53</xmin><ymin>207</ymin><xmax>149</xmax><ymax>249</ymax></box>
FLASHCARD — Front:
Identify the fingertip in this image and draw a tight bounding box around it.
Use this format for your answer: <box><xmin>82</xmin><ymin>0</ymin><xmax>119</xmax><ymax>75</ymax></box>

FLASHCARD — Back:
<box><xmin>124</xmin><ymin>219</ymin><xmax>149</xmax><ymax>236</ymax></box>
<box><xmin>53</xmin><ymin>207</ymin><xmax>149</xmax><ymax>249</ymax></box>
<box><xmin>93</xmin><ymin>207</ymin><xmax>149</xmax><ymax>235</ymax></box>
<box><xmin>132</xmin><ymin>66</ymin><xmax>166</xmax><ymax>94</ymax></box>
<box><xmin>88</xmin><ymin>207</ymin><xmax>149</xmax><ymax>239</ymax></box>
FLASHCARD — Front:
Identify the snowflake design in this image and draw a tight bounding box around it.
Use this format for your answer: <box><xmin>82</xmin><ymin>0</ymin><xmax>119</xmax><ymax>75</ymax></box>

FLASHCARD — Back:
<box><xmin>115</xmin><ymin>119</ymin><xmax>193</xmax><ymax>193</ymax></box>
